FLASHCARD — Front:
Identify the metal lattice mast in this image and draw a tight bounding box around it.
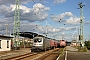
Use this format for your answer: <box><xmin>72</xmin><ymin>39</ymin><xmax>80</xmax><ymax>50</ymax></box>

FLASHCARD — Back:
<box><xmin>13</xmin><ymin>0</ymin><xmax>20</xmax><ymax>50</ymax></box>
<box><xmin>78</xmin><ymin>2</ymin><xmax>85</xmax><ymax>47</ymax></box>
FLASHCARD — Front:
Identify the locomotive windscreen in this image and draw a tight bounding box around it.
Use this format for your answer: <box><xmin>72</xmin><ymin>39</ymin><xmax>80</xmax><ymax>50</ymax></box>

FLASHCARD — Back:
<box><xmin>34</xmin><ymin>38</ymin><xmax>42</xmax><ymax>42</ymax></box>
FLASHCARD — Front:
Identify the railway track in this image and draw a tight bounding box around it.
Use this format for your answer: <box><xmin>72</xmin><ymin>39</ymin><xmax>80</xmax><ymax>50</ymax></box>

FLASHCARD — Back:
<box><xmin>31</xmin><ymin>48</ymin><xmax>64</xmax><ymax>60</ymax></box>
<box><xmin>3</xmin><ymin>52</ymin><xmax>38</xmax><ymax>60</ymax></box>
<box><xmin>35</xmin><ymin>52</ymin><xmax>59</xmax><ymax>60</ymax></box>
<box><xmin>2</xmin><ymin>48</ymin><xmax>65</xmax><ymax>60</ymax></box>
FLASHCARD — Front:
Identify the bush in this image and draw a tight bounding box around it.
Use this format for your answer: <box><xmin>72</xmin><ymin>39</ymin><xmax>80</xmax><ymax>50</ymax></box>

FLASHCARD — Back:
<box><xmin>85</xmin><ymin>41</ymin><xmax>90</xmax><ymax>50</ymax></box>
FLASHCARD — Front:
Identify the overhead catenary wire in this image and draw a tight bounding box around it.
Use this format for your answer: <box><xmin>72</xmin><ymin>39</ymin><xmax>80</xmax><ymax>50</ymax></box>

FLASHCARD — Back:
<box><xmin>84</xmin><ymin>5</ymin><xmax>90</xmax><ymax>19</ymax></box>
<box><xmin>32</xmin><ymin>0</ymin><xmax>59</xmax><ymax>27</ymax></box>
<box><xmin>31</xmin><ymin>0</ymin><xmax>53</xmax><ymax>27</ymax></box>
<box><xmin>32</xmin><ymin>0</ymin><xmax>44</xmax><ymax>15</ymax></box>
<box><xmin>31</xmin><ymin>0</ymin><xmax>64</xmax><ymax>38</ymax></box>
<box><xmin>85</xmin><ymin>5</ymin><xmax>90</xmax><ymax>19</ymax></box>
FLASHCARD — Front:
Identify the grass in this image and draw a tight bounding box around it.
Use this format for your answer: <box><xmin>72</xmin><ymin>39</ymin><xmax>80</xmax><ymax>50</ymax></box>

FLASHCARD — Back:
<box><xmin>78</xmin><ymin>46</ymin><xmax>88</xmax><ymax>52</ymax></box>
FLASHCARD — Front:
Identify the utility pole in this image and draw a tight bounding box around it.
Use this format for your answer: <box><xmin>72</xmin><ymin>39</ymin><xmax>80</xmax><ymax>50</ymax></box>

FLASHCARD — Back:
<box><xmin>78</xmin><ymin>2</ymin><xmax>85</xmax><ymax>47</ymax></box>
<box><xmin>5</xmin><ymin>24</ymin><xmax>8</xmax><ymax>36</ymax></box>
<box><xmin>46</xmin><ymin>20</ymin><xmax>47</xmax><ymax>37</ymax></box>
<box><xmin>13</xmin><ymin>0</ymin><xmax>20</xmax><ymax>50</ymax></box>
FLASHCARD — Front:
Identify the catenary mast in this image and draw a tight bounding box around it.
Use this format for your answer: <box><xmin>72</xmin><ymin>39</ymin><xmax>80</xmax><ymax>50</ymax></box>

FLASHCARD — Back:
<box><xmin>78</xmin><ymin>2</ymin><xmax>85</xmax><ymax>47</ymax></box>
<box><xmin>13</xmin><ymin>0</ymin><xmax>20</xmax><ymax>50</ymax></box>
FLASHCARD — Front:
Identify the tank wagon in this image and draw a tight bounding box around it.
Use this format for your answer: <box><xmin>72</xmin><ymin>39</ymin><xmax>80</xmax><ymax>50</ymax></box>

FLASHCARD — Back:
<box><xmin>60</xmin><ymin>40</ymin><xmax>66</xmax><ymax>48</ymax></box>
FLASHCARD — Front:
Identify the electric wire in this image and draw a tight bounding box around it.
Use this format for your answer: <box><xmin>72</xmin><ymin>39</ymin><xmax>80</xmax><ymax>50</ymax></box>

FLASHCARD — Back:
<box><xmin>85</xmin><ymin>5</ymin><xmax>90</xmax><ymax>20</ymax></box>
<box><xmin>32</xmin><ymin>0</ymin><xmax>54</xmax><ymax>27</ymax></box>
<box><xmin>32</xmin><ymin>0</ymin><xmax>57</xmax><ymax>38</ymax></box>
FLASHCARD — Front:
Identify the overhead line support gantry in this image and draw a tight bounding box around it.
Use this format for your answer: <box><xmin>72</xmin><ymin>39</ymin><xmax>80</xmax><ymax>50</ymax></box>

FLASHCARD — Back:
<box><xmin>78</xmin><ymin>2</ymin><xmax>85</xmax><ymax>47</ymax></box>
<box><xmin>13</xmin><ymin>0</ymin><xmax>20</xmax><ymax>50</ymax></box>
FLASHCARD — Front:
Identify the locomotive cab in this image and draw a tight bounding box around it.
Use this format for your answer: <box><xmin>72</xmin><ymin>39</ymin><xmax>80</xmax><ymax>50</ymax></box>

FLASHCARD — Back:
<box><xmin>31</xmin><ymin>37</ymin><xmax>44</xmax><ymax>52</ymax></box>
<box><xmin>31</xmin><ymin>36</ymin><xmax>51</xmax><ymax>52</ymax></box>
<box><xmin>33</xmin><ymin>37</ymin><xmax>43</xmax><ymax>46</ymax></box>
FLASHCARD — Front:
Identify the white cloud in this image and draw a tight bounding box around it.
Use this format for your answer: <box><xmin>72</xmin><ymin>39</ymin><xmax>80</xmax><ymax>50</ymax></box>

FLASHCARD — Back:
<box><xmin>48</xmin><ymin>27</ymin><xmax>60</xmax><ymax>33</ymax></box>
<box><xmin>22</xmin><ymin>24</ymin><xmax>77</xmax><ymax>40</ymax></box>
<box><xmin>33</xmin><ymin>3</ymin><xmax>50</xmax><ymax>12</ymax></box>
<box><xmin>65</xmin><ymin>27</ymin><xmax>76</xmax><ymax>30</ymax></box>
<box><xmin>0</xmin><ymin>18</ymin><xmax>13</xmax><ymax>24</ymax></box>
<box><xmin>62</xmin><ymin>12</ymin><xmax>73</xmax><ymax>17</ymax></box>
<box><xmin>10</xmin><ymin>5</ymin><xmax>31</xmax><ymax>13</ymax></box>
<box><xmin>0</xmin><ymin>5</ymin><xmax>11</xmax><ymax>15</ymax></box>
<box><xmin>0</xmin><ymin>3</ymin><xmax>50</xmax><ymax>35</ymax></box>
<box><xmin>0</xmin><ymin>3</ymin><xmax>50</xmax><ymax>22</ymax></box>
<box><xmin>53</xmin><ymin>0</ymin><xmax>66</xmax><ymax>4</ymax></box>
<box><xmin>51</xmin><ymin>12</ymin><xmax>73</xmax><ymax>21</ymax></box>
<box><xmin>51</xmin><ymin>12</ymin><xmax>81</xmax><ymax>25</ymax></box>
<box><xmin>0</xmin><ymin>0</ymin><xmax>31</xmax><ymax>5</ymax></box>
<box><xmin>66</xmin><ymin>17</ymin><xmax>80</xmax><ymax>24</ymax></box>
<box><xmin>0</xmin><ymin>0</ymin><xmax>85</xmax><ymax>40</ymax></box>
<box><xmin>85</xmin><ymin>21</ymin><xmax>90</xmax><ymax>24</ymax></box>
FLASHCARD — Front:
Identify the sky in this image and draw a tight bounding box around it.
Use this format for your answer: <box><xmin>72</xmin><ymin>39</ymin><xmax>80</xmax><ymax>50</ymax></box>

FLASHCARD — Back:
<box><xmin>0</xmin><ymin>0</ymin><xmax>90</xmax><ymax>41</ymax></box>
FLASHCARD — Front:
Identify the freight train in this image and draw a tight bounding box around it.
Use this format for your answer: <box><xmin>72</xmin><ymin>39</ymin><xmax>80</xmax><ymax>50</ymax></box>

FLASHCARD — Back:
<box><xmin>31</xmin><ymin>35</ymin><xmax>66</xmax><ymax>52</ymax></box>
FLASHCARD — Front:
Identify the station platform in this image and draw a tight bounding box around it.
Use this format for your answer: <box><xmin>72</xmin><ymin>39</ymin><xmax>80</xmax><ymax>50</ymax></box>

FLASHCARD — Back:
<box><xmin>65</xmin><ymin>46</ymin><xmax>78</xmax><ymax>51</ymax></box>
<box><xmin>60</xmin><ymin>46</ymin><xmax>90</xmax><ymax>60</ymax></box>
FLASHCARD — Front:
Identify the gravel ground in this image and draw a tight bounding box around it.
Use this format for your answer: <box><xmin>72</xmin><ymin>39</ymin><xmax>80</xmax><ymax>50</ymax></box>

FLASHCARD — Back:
<box><xmin>0</xmin><ymin>48</ymin><xmax>31</xmax><ymax>59</ymax></box>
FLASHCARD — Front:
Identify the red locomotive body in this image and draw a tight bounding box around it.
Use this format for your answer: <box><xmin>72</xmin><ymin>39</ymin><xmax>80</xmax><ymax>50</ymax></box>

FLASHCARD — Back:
<box><xmin>50</xmin><ymin>40</ymin><xmax>55</xmax><ymax>49</ymax></box>
<box><xmin>60</xmin><ymin>40</ymin><xmax>66</xmax><ymax>47</ymax></box>
<box><xmin>54</xmin><ymin>41</ymin><xmax>57</xmax><ymax>48</ymax></box>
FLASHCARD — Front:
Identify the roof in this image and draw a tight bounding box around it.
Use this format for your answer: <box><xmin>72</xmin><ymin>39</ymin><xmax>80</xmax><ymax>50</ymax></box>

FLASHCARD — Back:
<box><xmin>0</xmin><ymin>35</ymin><xmax>13</xmax><ymax>38</ymax></box>
<box><xmin>19</xmin><ymin>32</ymin><xmax>38</xmax><ymax>38</ymax></box>
<box><xmin>12</xmin><ymin>32</ymin><xmax>48</xmax><ymax>39</ymax></box>
<box><xmin>36</xmin><ymin>35</ymin><xmax>45</xmax><ymax>37</ymax></box>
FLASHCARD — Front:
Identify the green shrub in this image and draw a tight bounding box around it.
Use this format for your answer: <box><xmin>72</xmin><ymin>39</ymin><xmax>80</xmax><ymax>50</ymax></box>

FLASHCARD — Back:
<box><xmin>85</xmin><ymin>41</ymin><xmax>90</xmax><ymax>50</ymax></box>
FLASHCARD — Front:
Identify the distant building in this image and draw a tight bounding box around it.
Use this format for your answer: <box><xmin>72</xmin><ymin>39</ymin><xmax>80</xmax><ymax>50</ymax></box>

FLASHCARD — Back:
<box><xmin>72</xmin><ymin>40</ymin><xmax>77</xmax><ymax>43</ymax></box>
<box><xmin>70</xmin><ymin>40</ymin><xmax>80</xmax><ymax>46</ymax></box>
<box><xmin>0</xmin><ymin>35</ymin><xmax>13</xmax><ymax>51</ymax></box>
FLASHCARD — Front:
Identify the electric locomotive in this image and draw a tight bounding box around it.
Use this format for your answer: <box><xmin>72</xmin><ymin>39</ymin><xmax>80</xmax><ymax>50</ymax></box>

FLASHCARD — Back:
<box><xmin>60</xmin><ymin>40</ymin><xmax>66</xmax><ymax>48</ymax></box>
<box><xmin>31</xmin><ymin>36</ymin><xmax>51</xmax><ymax>52</ymax></box>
